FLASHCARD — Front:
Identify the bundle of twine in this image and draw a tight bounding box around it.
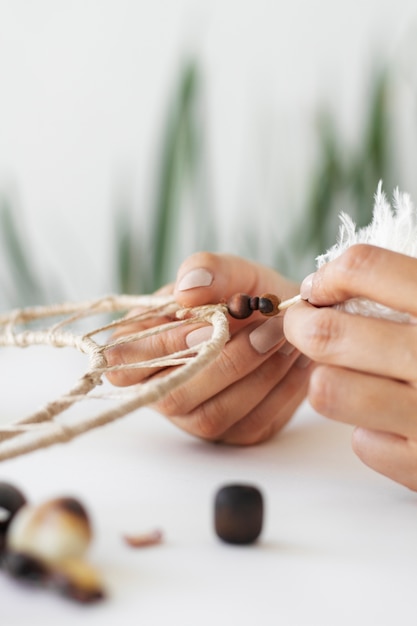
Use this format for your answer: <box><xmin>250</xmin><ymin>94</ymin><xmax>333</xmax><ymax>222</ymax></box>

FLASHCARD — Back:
<box><xmin>0</xmin><ymin>295</ymin><xmax>230</xmax><ymax>461</ymax></box>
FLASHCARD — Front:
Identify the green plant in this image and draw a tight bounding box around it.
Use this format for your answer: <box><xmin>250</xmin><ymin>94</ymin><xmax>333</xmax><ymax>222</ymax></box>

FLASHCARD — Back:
<box><xmin>0</xmin><ymin>60</ymin><xmax>402</xmax><ymax>308</ymax></box>
<box><xmin>0</xmin><ymin>195</ymin><xmax>49</xmax><ymax>309</ymax></box>
<box><xmin>115</xmin><ymin>60</ymin><xmax>216</xmax><ymax>294</ymax></box>
<box><xmin>271</xmin><ymin>67</ymin><xmax>395</xmax><ymax>280</ymax></box>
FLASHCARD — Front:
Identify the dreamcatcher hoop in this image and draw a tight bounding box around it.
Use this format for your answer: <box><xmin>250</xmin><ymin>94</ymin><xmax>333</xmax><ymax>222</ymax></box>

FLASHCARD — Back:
<box><xmin>0</xmin><ymin>295</ymin><xmax>230</xmax><ymax>462</ymax></box>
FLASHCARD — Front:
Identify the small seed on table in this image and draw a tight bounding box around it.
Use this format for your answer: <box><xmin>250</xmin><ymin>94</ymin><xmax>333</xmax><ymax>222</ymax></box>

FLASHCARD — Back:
<box><xmin>123</xmin><ymin>529</ymin><xmax>163</xmax><ymax>548</ymax></box>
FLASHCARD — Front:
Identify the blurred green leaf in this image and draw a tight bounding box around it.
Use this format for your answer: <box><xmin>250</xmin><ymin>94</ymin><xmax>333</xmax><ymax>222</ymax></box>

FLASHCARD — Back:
<box><xmin>0</xmin><ymin>60</ymin><xmax>405</xmax><ymax>306</ymax></box>
<box><xmin>115</xmin><ymin>60</ymin><xmax>216</xmax><ymax>294</ymax></box>
<box><xmin>150</xmin><ymin>60</ymin><xmax>216</xmax><ymax>290</ymax></box>
<box><xmin>0</xmin><ymin>195</ymin><xmax>47</xmax><ymax>308</ymax></box>
<box><xmin>281</xmin><ymin>66</ymin><xmax>395</xmax><ymax>280</ymax></box>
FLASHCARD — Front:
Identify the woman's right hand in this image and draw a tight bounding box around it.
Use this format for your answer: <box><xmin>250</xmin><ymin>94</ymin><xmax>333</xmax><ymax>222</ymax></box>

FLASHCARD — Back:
<box><xmin>284</xmin><ymin>244</ymin><xmax>417</xmax><ymax>491</ymax></box>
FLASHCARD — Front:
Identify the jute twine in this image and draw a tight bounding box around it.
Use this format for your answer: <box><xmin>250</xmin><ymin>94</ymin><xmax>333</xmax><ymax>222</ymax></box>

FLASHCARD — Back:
<box><xmin>0</xmin><ymin>295</ymin><xmax>230</xmax><ymax>462</ymax></box>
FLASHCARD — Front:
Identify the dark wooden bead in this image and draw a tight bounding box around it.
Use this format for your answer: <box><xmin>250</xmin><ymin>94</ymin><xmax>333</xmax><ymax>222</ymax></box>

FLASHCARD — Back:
<box><xmin>227</xmin><ymin>294</ymin><xmax>253</xmax><ymax>319</ymax></box>
<box><xmin>0</xmin><ymin>482</ymin><xmax>27</xmax><ymax>547</ymax></box>
<box><xmin>249</xmin><ymin>297</ymin><xmax>259</xmax><ymax>311</ymax></box>
<box><xmin>258</xmin><ymin>293</ymin><xmax>281</xmax><ymax>316</ymax></box>
<box><xmin>214</xmin><ymin>484</ymin><xmax>263</xmax><ymax>545</ymax></box>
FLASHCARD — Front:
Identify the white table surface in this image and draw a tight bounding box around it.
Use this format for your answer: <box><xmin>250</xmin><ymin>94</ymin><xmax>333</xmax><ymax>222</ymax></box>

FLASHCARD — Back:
<box><xmin>0</xmin><ymin>346</ymin><xmax>416</xmax><ymax>626</ymax></box>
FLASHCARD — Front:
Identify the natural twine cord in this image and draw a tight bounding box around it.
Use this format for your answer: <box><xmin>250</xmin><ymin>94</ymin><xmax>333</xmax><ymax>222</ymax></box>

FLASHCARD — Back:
<box><xmin>0</xmin><ymin>295</ymin><xmax>230</xmax><ymax>462</ymax></box>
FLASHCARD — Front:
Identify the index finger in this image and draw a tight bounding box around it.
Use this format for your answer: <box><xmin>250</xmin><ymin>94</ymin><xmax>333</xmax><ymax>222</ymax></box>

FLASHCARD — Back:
<box><xmin>174</xmin><ymin>252</ymin><xmax>298</xmax><ymax>309</ymax></box>
<box><xmin>302</xmin><ymin>245</ymin><xmax>417</xmax><ymax>317</ymax></box>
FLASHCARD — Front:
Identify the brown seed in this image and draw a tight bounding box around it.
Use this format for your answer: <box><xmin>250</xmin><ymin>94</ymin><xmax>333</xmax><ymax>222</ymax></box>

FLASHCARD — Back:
<box><xmin>227</xmin><ymin>294</ymin><xmax>253</xmax><ymax>319</ymax></box>
<box><xmin>258</xmin><ymin>293</ymin><xmax>281</xmax><ymax>316</ymax></box>
<box><xmin>123</xmin><ymin>528</ymin><xmax>163</xmax><ymax>548</ymax></box>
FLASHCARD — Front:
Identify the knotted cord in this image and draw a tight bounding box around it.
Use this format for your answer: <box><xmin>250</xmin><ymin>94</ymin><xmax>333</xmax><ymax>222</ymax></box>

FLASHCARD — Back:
<box><xmin>0</xmin><ymin>295</ymin><xmax>230</xmax><ymax>461</ymax></box>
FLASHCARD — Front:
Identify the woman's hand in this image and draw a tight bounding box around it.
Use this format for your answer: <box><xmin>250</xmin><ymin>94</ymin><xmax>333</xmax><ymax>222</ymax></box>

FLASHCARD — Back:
<box><xmin>284</xmin><ymin>243</ymin><xmax>417</xmax><ymax>490</ymax></box>
<box><xmin>107</xmin><ymin>252</ymin><xmax>311</xmax><ymax>445</ymax></box>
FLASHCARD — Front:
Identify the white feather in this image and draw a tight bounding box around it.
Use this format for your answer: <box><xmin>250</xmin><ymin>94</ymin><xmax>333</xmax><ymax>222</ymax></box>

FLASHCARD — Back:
<box><xmin>316</xmin><ymin>182</ymin><xmax>417</xmax><ymax>322</ymax></box>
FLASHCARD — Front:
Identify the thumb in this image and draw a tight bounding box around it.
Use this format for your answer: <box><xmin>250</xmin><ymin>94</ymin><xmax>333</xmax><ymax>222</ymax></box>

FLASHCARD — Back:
<box><xmin>174</xmin><ymin>252</ymin><xmax>298</xmax><ymax>308</ymax></box>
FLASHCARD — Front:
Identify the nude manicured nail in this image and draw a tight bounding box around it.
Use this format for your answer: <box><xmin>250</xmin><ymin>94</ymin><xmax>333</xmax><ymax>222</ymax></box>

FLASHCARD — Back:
<box><xmin>249</xmin><ymin>317</ymin><xmax>284</xmax><ymax>354</ymax></box>
<box><xmin>178</xmin><ymin>268</ymin><xmax>213</xmax><ymax>291</ymax></box>
<box><xmin>186</xmin><ymin>326</ymin><xmax>213</xmax><ymax>348</ymax></box>
<box><xmin>300</xmin><ymin>273</ymin><xmax>314</xmax><ymax>300</ymax></box>
<box><xmin>295</xmin><ymin>354</ymin><xmax>311</xmax><ymax>369</ymax></box>
<box><xmin>278</xmin><ymin>341</ymin><xmax>296</xmax><ymax>356</ymax></box>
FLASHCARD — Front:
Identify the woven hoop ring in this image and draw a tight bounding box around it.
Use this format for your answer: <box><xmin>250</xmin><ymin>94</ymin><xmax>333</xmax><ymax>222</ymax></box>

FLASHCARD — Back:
<box><xmin>0</xmin><ymin>295</ymin><xmax>229</xmax><ymax>462</ymax></box>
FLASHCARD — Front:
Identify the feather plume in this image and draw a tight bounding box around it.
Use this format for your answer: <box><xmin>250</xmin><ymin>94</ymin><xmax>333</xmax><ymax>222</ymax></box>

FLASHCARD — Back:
<box><xmin>316</xmin><ymin>182</ymin><xmax>417</xmax><ymax>322</ymax></box>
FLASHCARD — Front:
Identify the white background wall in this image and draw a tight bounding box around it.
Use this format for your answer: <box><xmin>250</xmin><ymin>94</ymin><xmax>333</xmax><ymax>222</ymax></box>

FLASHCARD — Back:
<box><xmin>0</xmin><ymin>0</ymin><xmax>416</xmax><ymax>300</ymax></box>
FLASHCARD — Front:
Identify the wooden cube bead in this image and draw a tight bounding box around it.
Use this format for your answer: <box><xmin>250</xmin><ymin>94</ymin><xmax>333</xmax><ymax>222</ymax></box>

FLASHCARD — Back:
<box><xmin>214</xmin><ymin>484</ymin><xmax>263</xmax><ymax>545</ymax></box>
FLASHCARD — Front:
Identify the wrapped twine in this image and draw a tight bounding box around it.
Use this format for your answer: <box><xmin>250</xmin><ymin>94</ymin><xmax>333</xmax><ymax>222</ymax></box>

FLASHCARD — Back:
<box><xmin>0</xmin><ymin>295</ymin><xmax>230</xmax><ymax>462</ymax></box>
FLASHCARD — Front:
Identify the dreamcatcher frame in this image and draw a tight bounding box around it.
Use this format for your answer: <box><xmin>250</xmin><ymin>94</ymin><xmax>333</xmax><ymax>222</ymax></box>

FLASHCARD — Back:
<box><xmin>0</xmin><ymin>295</ymin><xmax>230</xmax><ymax>461</ymax></box>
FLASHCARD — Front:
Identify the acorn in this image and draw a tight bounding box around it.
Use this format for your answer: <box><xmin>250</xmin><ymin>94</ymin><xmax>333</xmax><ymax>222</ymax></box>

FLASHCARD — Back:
<box><xmin>0</xmin><ymin>482</ymin><xmax>27</xmax><ymax>553</ymax></box>
<box><xmin>6</xmin><ymin>497</ymin><xmax>92</xmax><ymax>562</ymax></box>
<box><xmin>4</xmin><ymin>497</ymin><xmax>104</xmax><ymax>603</ymax></box>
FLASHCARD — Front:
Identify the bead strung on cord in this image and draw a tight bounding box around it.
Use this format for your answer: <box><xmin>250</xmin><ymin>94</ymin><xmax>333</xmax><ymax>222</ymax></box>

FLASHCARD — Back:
<box><xmin>226</xmin><ymin>292</ymin><xmax>302</xmax><ymax>319</ymax></box>
<box><xmin>227</xmin><ymin>293</ymin><xmax>281</xmax><ymax>319</ymax></box>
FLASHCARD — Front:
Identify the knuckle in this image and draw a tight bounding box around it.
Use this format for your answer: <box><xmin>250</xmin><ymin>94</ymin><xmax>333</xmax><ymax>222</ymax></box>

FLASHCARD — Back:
<box><xmin>105</xmin><ymin>370</ymin><xmax>129</xmax><ymax>387</ymax></box>
<box><xmin>223</xmin><ymin>411</ymin><xmax>289</xmax><ymax>446</ymax></box>
<box><xmin>180</xmin><ymin>251</ymin><xmax>219</xmax><ymax>277</ymax></box>
<box><xmin>232</xmin><ymin>410</ymin><xmax>272</xmax><ymax>446</ymax></box>
<box><xmin>337</xmin><ymin>244</ymin><xmax>377</xmax><ymax>276</ymax></box>
<box><xmin>195</xmin><ymin>400</ymin><xmax>227</xmax><ymax>440</ymax></box>
<box><xmin>404</xmin><ymin>328</ymin><xmax>417</xmax><ymax>382</ymax></box>
<box><xmin>216</xmin><ymin>347</ymin><xmax>244</xmax><ymax>381</ymax></box>
<box><xmin>105</xmin><ymin>345</ymin><xmax>121</xmax><ymax>368</ymax></box>
<box><xmin>191</xmin><ymin>250</ymin><xmax>218</xmax><ymax>266</ymax></box>
<box><xmin>104</xmin><ymin>346</ymin><xmax>131</xmax><ymax>387</ymax></box>
<box><xmin>156</xmin><ymin>386</ymin><xmax>188</xmax><ymax>417</ymax></box>
<box><xmin>303</xmin><ymin>309</ymin><xmax>341</xmax><ymax>360</ymax></box>
<box><xmin>308</xmin><ymin>366</ymin><xmax>337</xmax><ymax>415</ymax></box>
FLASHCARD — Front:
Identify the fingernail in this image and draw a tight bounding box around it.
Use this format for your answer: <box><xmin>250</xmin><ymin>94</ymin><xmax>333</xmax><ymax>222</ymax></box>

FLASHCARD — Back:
<box><xmin>177</xmin><ymin>268</ymin><xmax>213</xmax><ymax>291</ymax></box>
<box><xmin>278</xmin><ymin>341</ymin><xmax>296</xmax><ymax>356</ymax></box>
<box><xmin>300</xmin><ymin>273</ymin><xmax>314</xmax><ymax>300</ymax></box>
<box><xmin>249</xmin><ymin>317</ymin><xmax>284</xmax><ymax>355</ymax></box>
<box><xmin>186</xmin><ymin>325</ymin><xmax>213</xmax><ymax>348</ymax></box>
<box><xmin>295</xmin><ymin>354</ymin><xmax>311</xmax><ymax>369</ymax></box>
